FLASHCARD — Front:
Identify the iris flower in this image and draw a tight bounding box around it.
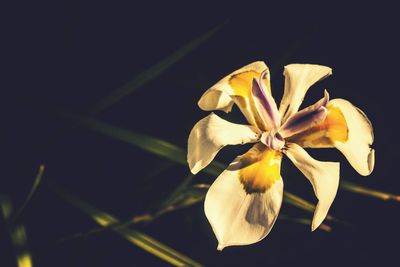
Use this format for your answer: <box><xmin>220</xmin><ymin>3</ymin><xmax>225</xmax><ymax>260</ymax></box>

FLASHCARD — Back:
<box><xmin>187</xmin><ymin>62</ymin><xmax>375</xmax><ymax>250</ymax></box>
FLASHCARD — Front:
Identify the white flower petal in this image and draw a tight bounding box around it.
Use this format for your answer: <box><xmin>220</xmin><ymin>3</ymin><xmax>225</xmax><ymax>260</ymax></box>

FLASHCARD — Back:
<box><xmin>198</xmin><ymin>61</ymin><xmax>268</xmax><ymax>111</ymax></box>
<box><xmin>204</xmin><ymin>149</ymin><xmax>283</xmax><ymax>249</ymax></box>
<box><xmin>279</xmin><ymin>64</ymin><xmax>332</xmax><ymax>123</ymax></box>
<box><xmin>197</xmin><ymin>61</ymin><xmax>270</xmax><ymax>129</ymax></box>
<box><xmin>285</xmin><ymin>143</ymin><xmax>340</xmax><ymax>231</ymax></box>
<box><xmin>187</xmin><ymin>113</ymin><xmax>260</xmax><ymax>174</ymax></box>
<box><xmin>329</xmin><ymin>99</ymin><xmax>375</xmax><ymax>176</ymax></box>
<box><xmin>197</xmin><ymin>89</ymin><xmax>234</xmax><ymax>113</ymax></box>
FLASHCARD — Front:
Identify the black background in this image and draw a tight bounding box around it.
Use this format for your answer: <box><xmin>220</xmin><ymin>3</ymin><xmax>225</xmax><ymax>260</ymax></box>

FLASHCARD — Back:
<box><xmin>3</xmin><ymin>1</ymin><xmax>400</xmax><ymax>266</ymax></box>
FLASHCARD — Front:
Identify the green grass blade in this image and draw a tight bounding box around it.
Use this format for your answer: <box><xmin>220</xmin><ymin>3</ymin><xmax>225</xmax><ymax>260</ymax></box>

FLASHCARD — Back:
<box><xmin>160</xmin><ymin>174</ymin><xmax>195</xmax><ymax>208</ymax></box>
<box><xmin>50</xmin><ymin>184</ymin><xmax>203</xmax><ymax>267</ymax></box>
<box><xmin>55</xmin><ymin>182</ymin><xmax>209</xmax><ymax>243</ymax></box>
<box><xmin>63</xmin><ymin>113</ymin><xmax>330</xmax><ymax>217</ymax></box>
<box><xmin>13</xmin><ymin>164</ymin><xmax>45</xmax><ymax>222</ymax></box>
<box><xmin>340</xmin><ymin>180</ymin><xmax>400</xmax><ymax>201</ymax></box>
<box><xmin>157</xmin><ymin>184</ymin><xmax>209</xmax><ymax>217</ymax></box>
<box><xmin>283</xmin><ymin>191</ymin><xmax>316</xmax><ymax>214</ymax></box>
<box><xmin>41</xmin><ymin>23</ymin><xmax>225</xmax><ymax>151</ymax></box>
<box><xmin>0</xmin><ymin>195</ymin><xmax>34</xmax><ymax>267</ymax></box>
<box><xmin>71</xmin><ymin>113</ymin><xmax>187</xmax><ymax>164</ymax></box>
<box><xmin>90</xmin><ymin>23</ymin><xmax>224</xmax><ymax>114</ymax></box>
<box><xmin>279</xmin><ymin>214</ymin><xmax>332</xmax><ymax>232</ymax></box>
<box><xmin>0</xmin><ymin>195</ymin><xmax>13</xmax><ymax>220</ymax></box>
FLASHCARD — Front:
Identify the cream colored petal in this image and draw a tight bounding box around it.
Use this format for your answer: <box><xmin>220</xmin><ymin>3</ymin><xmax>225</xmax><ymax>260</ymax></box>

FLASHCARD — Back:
<box><xmin>285</xmin><ymin>143</ymin><xmax>340</xmax><ymax>231</ymax></box>
<box><xmin>279</xmin><ymin>64</ymin><xmax>332</xmax><ymax>123</ymax></box>
<box><xmin>329</xmin><ymin>99</ymin><xmax>375</xmax><ymax>176</ymax></box>
<box><xmin>187</xmin><ymin>113</ymin><xmax>260</xmax><ymax>174</ymax></box>
<box><xmin>197</xmin><ymin>90</ymin><xmax>234</xmax><ymax>113</ymax></box>
<box><xmin>198</xmin><ymin>61</ymin><xmax>270</xmax><ymax>129</ymax></box>
<box><xmin>198</xmin><ymin>61</ymin><xmax>268</xmax><ymax>111</ymax></box>
<box><xmin>204</xmin><ymin>149</ymin><xmax>283</xmax><ymax>250</ymax></box>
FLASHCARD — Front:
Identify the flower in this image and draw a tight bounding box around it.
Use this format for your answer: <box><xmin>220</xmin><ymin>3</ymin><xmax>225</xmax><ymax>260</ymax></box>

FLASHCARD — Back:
<box><xmin>187</xmin><ymin>62</ymin><xmax>375</xmax><ymax>250</ymax></box>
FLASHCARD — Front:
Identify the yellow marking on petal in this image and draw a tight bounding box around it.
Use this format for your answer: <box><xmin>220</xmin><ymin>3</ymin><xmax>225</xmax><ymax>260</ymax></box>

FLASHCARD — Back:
<box><xmin>325</xmin><ymin>104</ymin><xmax>348</xmax><ymax>142</ymax></box>
<box><xmin>287</xmin><ymin>103</ymin><xmax>349</xmax><ymax>148</ymax></box>
<box><xmin>228</xmin><ymin>70</ymin><xmax>269</xmax><ymax>130</ymax></box>
<box><xmin>229</xmin><ymin>70</ymin><xmax>261</xmax><ymax>97</ymax></box>
<box><xmin>239</xmin><ymin>144</ymin><xmax>282</xmax><ymax>193</ymax></box>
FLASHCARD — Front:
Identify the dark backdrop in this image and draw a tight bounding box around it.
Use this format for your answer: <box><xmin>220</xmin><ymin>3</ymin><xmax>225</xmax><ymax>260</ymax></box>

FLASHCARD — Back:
<box><xmin>3</xmin><ymin>1</ymin><xmax>399</xmax><ymax>266</ymax></box>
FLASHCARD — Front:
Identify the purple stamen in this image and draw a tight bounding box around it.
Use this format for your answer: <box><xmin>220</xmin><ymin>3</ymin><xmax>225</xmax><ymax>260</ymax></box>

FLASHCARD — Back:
<box><xmin>251</xmin><ymin>76</ymin><xmax>280</xmax><ymax>128</ymax></box>
<box><xmin>261</xmin><ymin>131</ymin><xmax>285</xmax><ymax>151</ymax></box>
<box><xmin>279</xmin><ymin>90</ymin><xmax>330</xmax><ymax>138</ymax></box>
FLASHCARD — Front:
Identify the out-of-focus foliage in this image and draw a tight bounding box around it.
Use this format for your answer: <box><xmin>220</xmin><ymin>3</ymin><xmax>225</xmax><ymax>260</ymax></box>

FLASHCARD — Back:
<box><xmin>1</xmin><ymin>195</ymin><xmax>34</xmax><ymax>267</ymax></box>
<box><xmin>50</xmin><ymin>183</ymin><xmax>203</xmax><ymax>267</ymax></box>
<box><xmin>341</xmin><ymin>181</ymin><xmax>400</xmax><ymax>201</ymax></box>
<box><xmin>89</xmin><ymin>24</ymin><xmax>224</xmax><ymax>115</ymax></box>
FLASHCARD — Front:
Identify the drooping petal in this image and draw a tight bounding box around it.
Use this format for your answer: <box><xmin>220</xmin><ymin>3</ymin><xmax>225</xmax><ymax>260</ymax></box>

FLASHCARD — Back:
<box><xmin>279</xmin><ymin>90</ymin><xmax>329</xmax><ymax>138</ymax></box>
<box><xmin>285</xmin><ymin>143</ymin><xmax>340</xmax><ymax>231</ymax></box>
<box><xmin>279</xmin><ymin>64</ymin><xmax>332</xmax><ymax>123</ymax></box>
<box><xmin>329</xmin><ymin>99</ymin><xmax>375</xmax><ymax>176</ymax></box>
<box><xmin>286</xmin><ymin>99</ymin><xmax>374</xmax><ymax>176</ymax></box>
<box><xmin>197</xmin><ymin>89</ymin><xmax>234</xmax><ymax>113</ymax></box>
<box><xmin>198</xmin><ymin>61</ymin><xmax>272</xmax><ymax>130</ymax></box>
<box><xmin>188</xmin><ymin>113</ymin><xmax>261</xmax><ymax>174</ymax></box>
<box><xmin>204</xmin><ymin>144</ymin><xmax>283</xmax><ymax>250</ymax></box>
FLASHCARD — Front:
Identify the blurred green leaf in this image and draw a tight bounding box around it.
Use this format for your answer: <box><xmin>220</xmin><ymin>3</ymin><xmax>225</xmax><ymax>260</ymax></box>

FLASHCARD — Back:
<box><xmin>56</xmin><ymin>182</ymin><xmax>209</xmax><ymax>243</ymax></box>
<box><xmin>90</xmin><ymin>23</ymin><xmax>224</xmax><ymax>114</ymax></box>
<box><xmin>158</xmin><ymin>184</ymin><xmax>210</xmax><ymax>215</ymax></box>
<box><xmin>282</xmin><ymin>191</ymin><xmax>316</xmax><ymax>213</ymax></box>
<box><xmin>0</xmin><ymin>194</ymin><xmax>13</xmax><ymax>220</ymax></box>
<box><xmin>16</xmin><ymin>253</ymin><xmax>33</xmax><ymax>267</ymax></box>
<box><xmin>340</xmin><ymin>180</ymin><xmax>400</xmax><ymax>202</ymax></box>
<box><xmin>160</xmin><ymin>174</ymin><xmax>195</xmax><ymax>208</ymax></box>
<box><xmin>132</xmin><ymin>183</ymin><xmax>209</xmax><ymax>224</ymax></box>
<box><xmin>142</xmin><ymin>161</ymin><xmax>177</xmax><ymax>182</ymax></box>
<box><xmin>43</xmin><ymin>23</ymin><xmax>225</xmax><ymax>153</ymax></box>
<box><xmin>279</xmin><ymin>214</ymin><xmax>332</xmax><ymax>232</ymax></box>
<box><xmin>50</xmin><ymin>183</ymin><xmax>203</xmax><ymax>267</ymax></box>
<box><xmin>0</xmin><ymin>195</ymin><xmax>34</xmax><ymax>267</ymax></box>
<box><xmin>11</xmin><ymin>225</ymin><xmax>28</xmax><ymax>246</ymax></box>
<box><xmin>13</xmin><ymin>164</ymin><xmax>45</xmax><ymax>222</ymax></box>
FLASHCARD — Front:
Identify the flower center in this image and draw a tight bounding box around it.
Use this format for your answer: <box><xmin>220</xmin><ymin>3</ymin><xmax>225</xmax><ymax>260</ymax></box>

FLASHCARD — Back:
<box><xmin>260</xmin><ymin>130</ymin><xmax>285</xmax><ymax>151</ymax></box>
